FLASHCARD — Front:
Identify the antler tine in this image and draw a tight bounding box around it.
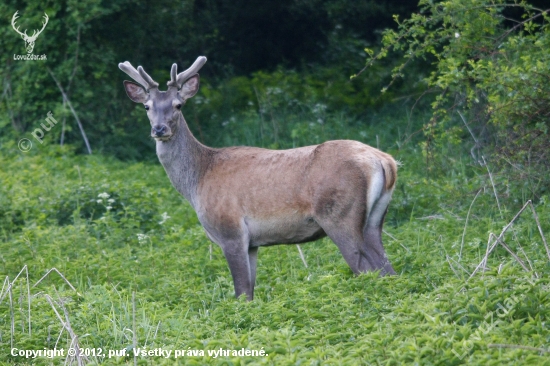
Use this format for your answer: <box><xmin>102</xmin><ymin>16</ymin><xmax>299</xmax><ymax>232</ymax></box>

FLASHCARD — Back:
<box><xmin>118</xmin><ymin>61</ymin><xmax>151</xmax><ymax>90</ymax></box>
<box><xmin>36</xmin><ymin>13</ymin><xmax>49</xmax><ymax>35</ymax></box>
<box><xmin>137</xmin><ymin>66</ymin><xmax>159</xmax><ymax>89</ymax></box>
<box><xmin>176</xmin><ymin>56</ymin><xmax>207</xmax><ymax>88</ymax></box>
<box><xmin>11</xmin><ymin>11</ymin><xmax>27</xmax><ymax>37</ymax></box>
<box><xmin>167</xmin><ymin>63</ymin><xmax>178</xmax><ymax>88</ymax></box>
<box><xmin>32</xmin><ymin>13</ymin><xmax>49</xmax><ymax>37</ymax></box>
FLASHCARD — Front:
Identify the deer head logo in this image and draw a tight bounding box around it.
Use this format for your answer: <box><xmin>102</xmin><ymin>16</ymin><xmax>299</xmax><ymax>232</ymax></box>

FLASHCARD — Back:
<box><xmin>11</xmin><ymin>11</ymin><xmax>49</xmax><ymax>54</ymax></box>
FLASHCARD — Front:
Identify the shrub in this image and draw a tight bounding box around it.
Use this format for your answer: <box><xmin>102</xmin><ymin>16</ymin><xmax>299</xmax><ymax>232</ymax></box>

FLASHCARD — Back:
<box><xmin>361</xmin><ymin>0</ymin><xmax>550</xmax><ymax>200</ymax></box>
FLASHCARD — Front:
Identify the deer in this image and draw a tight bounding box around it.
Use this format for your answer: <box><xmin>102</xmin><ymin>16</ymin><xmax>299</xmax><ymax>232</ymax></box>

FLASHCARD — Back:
<box><xmin>119</xmin><ymin>56</ymin><xmax>398</xmax><ymax>300</ymax></box>
<box><xmin>11</xmin><ymin>11</ymin><xmax>49</xmax><ymax>54</ymax></box>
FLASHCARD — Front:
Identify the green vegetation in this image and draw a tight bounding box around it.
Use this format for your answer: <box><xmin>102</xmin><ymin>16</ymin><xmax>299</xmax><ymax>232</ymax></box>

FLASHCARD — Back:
<box><xmin>0</xmin><ymin>0</ymin><xmax>416</xmax><ymax>159</ymax></box>
<box><xmin>362</xmin><ymin>0</ymin><xmax>550</xmax><ymax>196</ymax></box>
<box><xmin>1</xmin><ymin>112</ymin><xmax>549</xmax><ymax>364</ymax></box>
<box><xmin>1</xmin><ymin>0</ymin><xmax>549</xmax><ymax>365</ymax></box>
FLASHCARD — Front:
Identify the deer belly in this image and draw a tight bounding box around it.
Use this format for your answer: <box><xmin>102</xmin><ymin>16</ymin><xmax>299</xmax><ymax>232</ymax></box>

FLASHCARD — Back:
<box><xmin>246</xmin><ymin>215</ymin><xmax>326</xmax><ymax>246</ymax></box>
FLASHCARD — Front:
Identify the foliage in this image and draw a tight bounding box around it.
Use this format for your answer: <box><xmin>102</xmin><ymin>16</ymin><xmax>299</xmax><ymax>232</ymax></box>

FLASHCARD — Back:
<box><xmin>1</xmin><ymin>136</ymin><xmax>549</xmax><ymax>365</ymax></box>
<box><xmin>0</xmin><ymin>0</ymin><xmax>417</xmax><ymax>160</ymax></box>
<box><xmin>361</xmin><ymin>0</ymin><xmax>550</xmax><ymax>200</ymax></box>
<box><xmin>186</xmin><ymin>65</ymin><xmax>407</xmax><ymax>150</ymax></box>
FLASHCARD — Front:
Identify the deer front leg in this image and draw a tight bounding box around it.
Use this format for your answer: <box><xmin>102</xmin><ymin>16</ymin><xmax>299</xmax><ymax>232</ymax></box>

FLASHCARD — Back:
<box><xmin>248</xmin><ymin>247</ymin><xmax>258</xmax><ymax>295</ymax></box>
<box><xmin>201</xmin><ymin>220</ymin><xmax>256</xmax><ymax>300</ymax></box>
<box><xmin>222</xmin><ymin>245</ymin><xmax>255</xmax><ymax>300</ymax></box>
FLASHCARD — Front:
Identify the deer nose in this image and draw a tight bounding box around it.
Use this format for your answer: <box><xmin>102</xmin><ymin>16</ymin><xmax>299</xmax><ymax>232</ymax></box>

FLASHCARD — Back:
<box><xmin>152</xmin><ymin>125</ymin><xmax>167</xmax><ymax>136</ymax></box>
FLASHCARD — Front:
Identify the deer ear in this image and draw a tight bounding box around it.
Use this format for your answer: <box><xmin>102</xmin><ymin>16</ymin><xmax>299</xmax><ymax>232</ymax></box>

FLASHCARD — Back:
<box><xmin>123</xmin><ymin>81</ymin><xmax>148</xmax><ymax>103</ymax></box>
<box><xmin>179</xmin><ymin>74</ymin><xmax>200</xmax><ymax>101</ymax></box>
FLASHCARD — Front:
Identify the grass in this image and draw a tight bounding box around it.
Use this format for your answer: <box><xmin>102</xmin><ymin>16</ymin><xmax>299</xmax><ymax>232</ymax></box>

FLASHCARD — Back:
<box><xmin>1</xmin><ymin>110</ymin><xmax>549</xmax><ymax>365</ymax></box>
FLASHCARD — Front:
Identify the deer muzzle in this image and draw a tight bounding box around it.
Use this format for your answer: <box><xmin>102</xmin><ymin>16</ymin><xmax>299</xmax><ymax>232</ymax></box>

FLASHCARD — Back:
<box><xmin>152</xmin><ymin>125</ymin><xmax>171</xmax><ymax>140</ymax></box>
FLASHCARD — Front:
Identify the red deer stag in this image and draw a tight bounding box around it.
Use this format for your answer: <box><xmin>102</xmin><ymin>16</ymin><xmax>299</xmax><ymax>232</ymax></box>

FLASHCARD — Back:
<box><xmin>119</xmin><ymin>57</ymin><xmax>398</xmax><ymax>300</ymax></box>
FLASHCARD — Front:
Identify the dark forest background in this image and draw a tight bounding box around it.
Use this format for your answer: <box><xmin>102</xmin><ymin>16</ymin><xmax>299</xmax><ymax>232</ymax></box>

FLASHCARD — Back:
<box><xmin>0</xmin><ymin>0</ymin><xmax>418</xmax><ymax>159</ymax></box>
<box><xmin>0</xmin><ymin>0</ymin><xmax>549</xmax><ymax>199</ymax></box>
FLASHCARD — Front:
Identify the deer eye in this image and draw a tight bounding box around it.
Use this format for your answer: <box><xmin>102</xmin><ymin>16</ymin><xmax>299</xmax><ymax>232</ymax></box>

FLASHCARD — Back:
<box><xmin>144</xmin><ymin>105</ymin><xmax>150</xmax><ymax>111</ymax></box>
<box><xmin>175</xmin><ymin>104</ymin><xmax>182</xmax><ymax>110</ymax></box>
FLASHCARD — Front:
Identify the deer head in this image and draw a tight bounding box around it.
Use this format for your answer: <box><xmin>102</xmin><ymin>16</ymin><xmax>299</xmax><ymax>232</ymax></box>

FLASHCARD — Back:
<box><xmin>118</xmin><ymin>57</ymin><xmax>207</xmax><ymax>141</ymax></box>
<box><xmin>11</xmin><ymin>11</ymin><xmax>49</xmax><ymax>54</ymax></box>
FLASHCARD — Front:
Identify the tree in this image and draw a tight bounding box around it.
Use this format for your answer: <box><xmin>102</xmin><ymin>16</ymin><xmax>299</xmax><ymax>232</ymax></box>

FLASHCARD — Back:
<box><xmin>360</xmin><ymin>0</ymin><xmax>550</xmax><ymax>198</ymax></box>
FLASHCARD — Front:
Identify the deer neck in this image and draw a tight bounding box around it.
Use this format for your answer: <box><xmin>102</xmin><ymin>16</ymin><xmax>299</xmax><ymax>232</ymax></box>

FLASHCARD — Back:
<box><xmin>155</xmin><ymin>114</ymin><xmax>211</xmax><ymax>207</ymax></box>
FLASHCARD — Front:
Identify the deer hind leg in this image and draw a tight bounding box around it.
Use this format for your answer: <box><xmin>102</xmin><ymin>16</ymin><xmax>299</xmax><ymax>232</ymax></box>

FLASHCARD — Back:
<box><xmin>317</xmin><ymin>194</ymin><xmax>395</xmax><ymax>275</ymax></box>
<box><xmin>313</xmin><ymin>167</ymin><xmax>394</xmax><ymax>275</ymax></box>
<box><xmin>323</xmin><ymin>218</ymin><xmax>395</xmax><ymax>276</ymax></box>
<box><xmin>361</xmin><ymin>190</ymin><xmax>396</xmax><ymax>276</ymax></box>
<box><xmin>322</xmin><ymin>226</ymin><xmax>373</xmax><ymax>274</ymax></box>
<box><xmin>316</xmin><ymin>204</ymin><xmax>374</xmax><ymax>274</ymax></box>
<box><xmin>314</xmin><ymin>187</ymin><xmax>374</xmax><ymax>274</ymax></box>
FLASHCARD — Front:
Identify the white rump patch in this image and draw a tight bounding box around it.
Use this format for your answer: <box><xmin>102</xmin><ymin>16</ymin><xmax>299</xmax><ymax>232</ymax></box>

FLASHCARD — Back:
<box><xmin>366</xmin><ymin>166</ymin><xmax>392</xmax><ymax>228</ymax></box>
<box><xmin>367</xmin><ymin>190</ymin><xmax>392</xmax><ymax>228</ymax></box>
<box><xmin>367</xmin><ymin>169</ymin><xmax>384</xmax><ymax>217</ymax></box>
